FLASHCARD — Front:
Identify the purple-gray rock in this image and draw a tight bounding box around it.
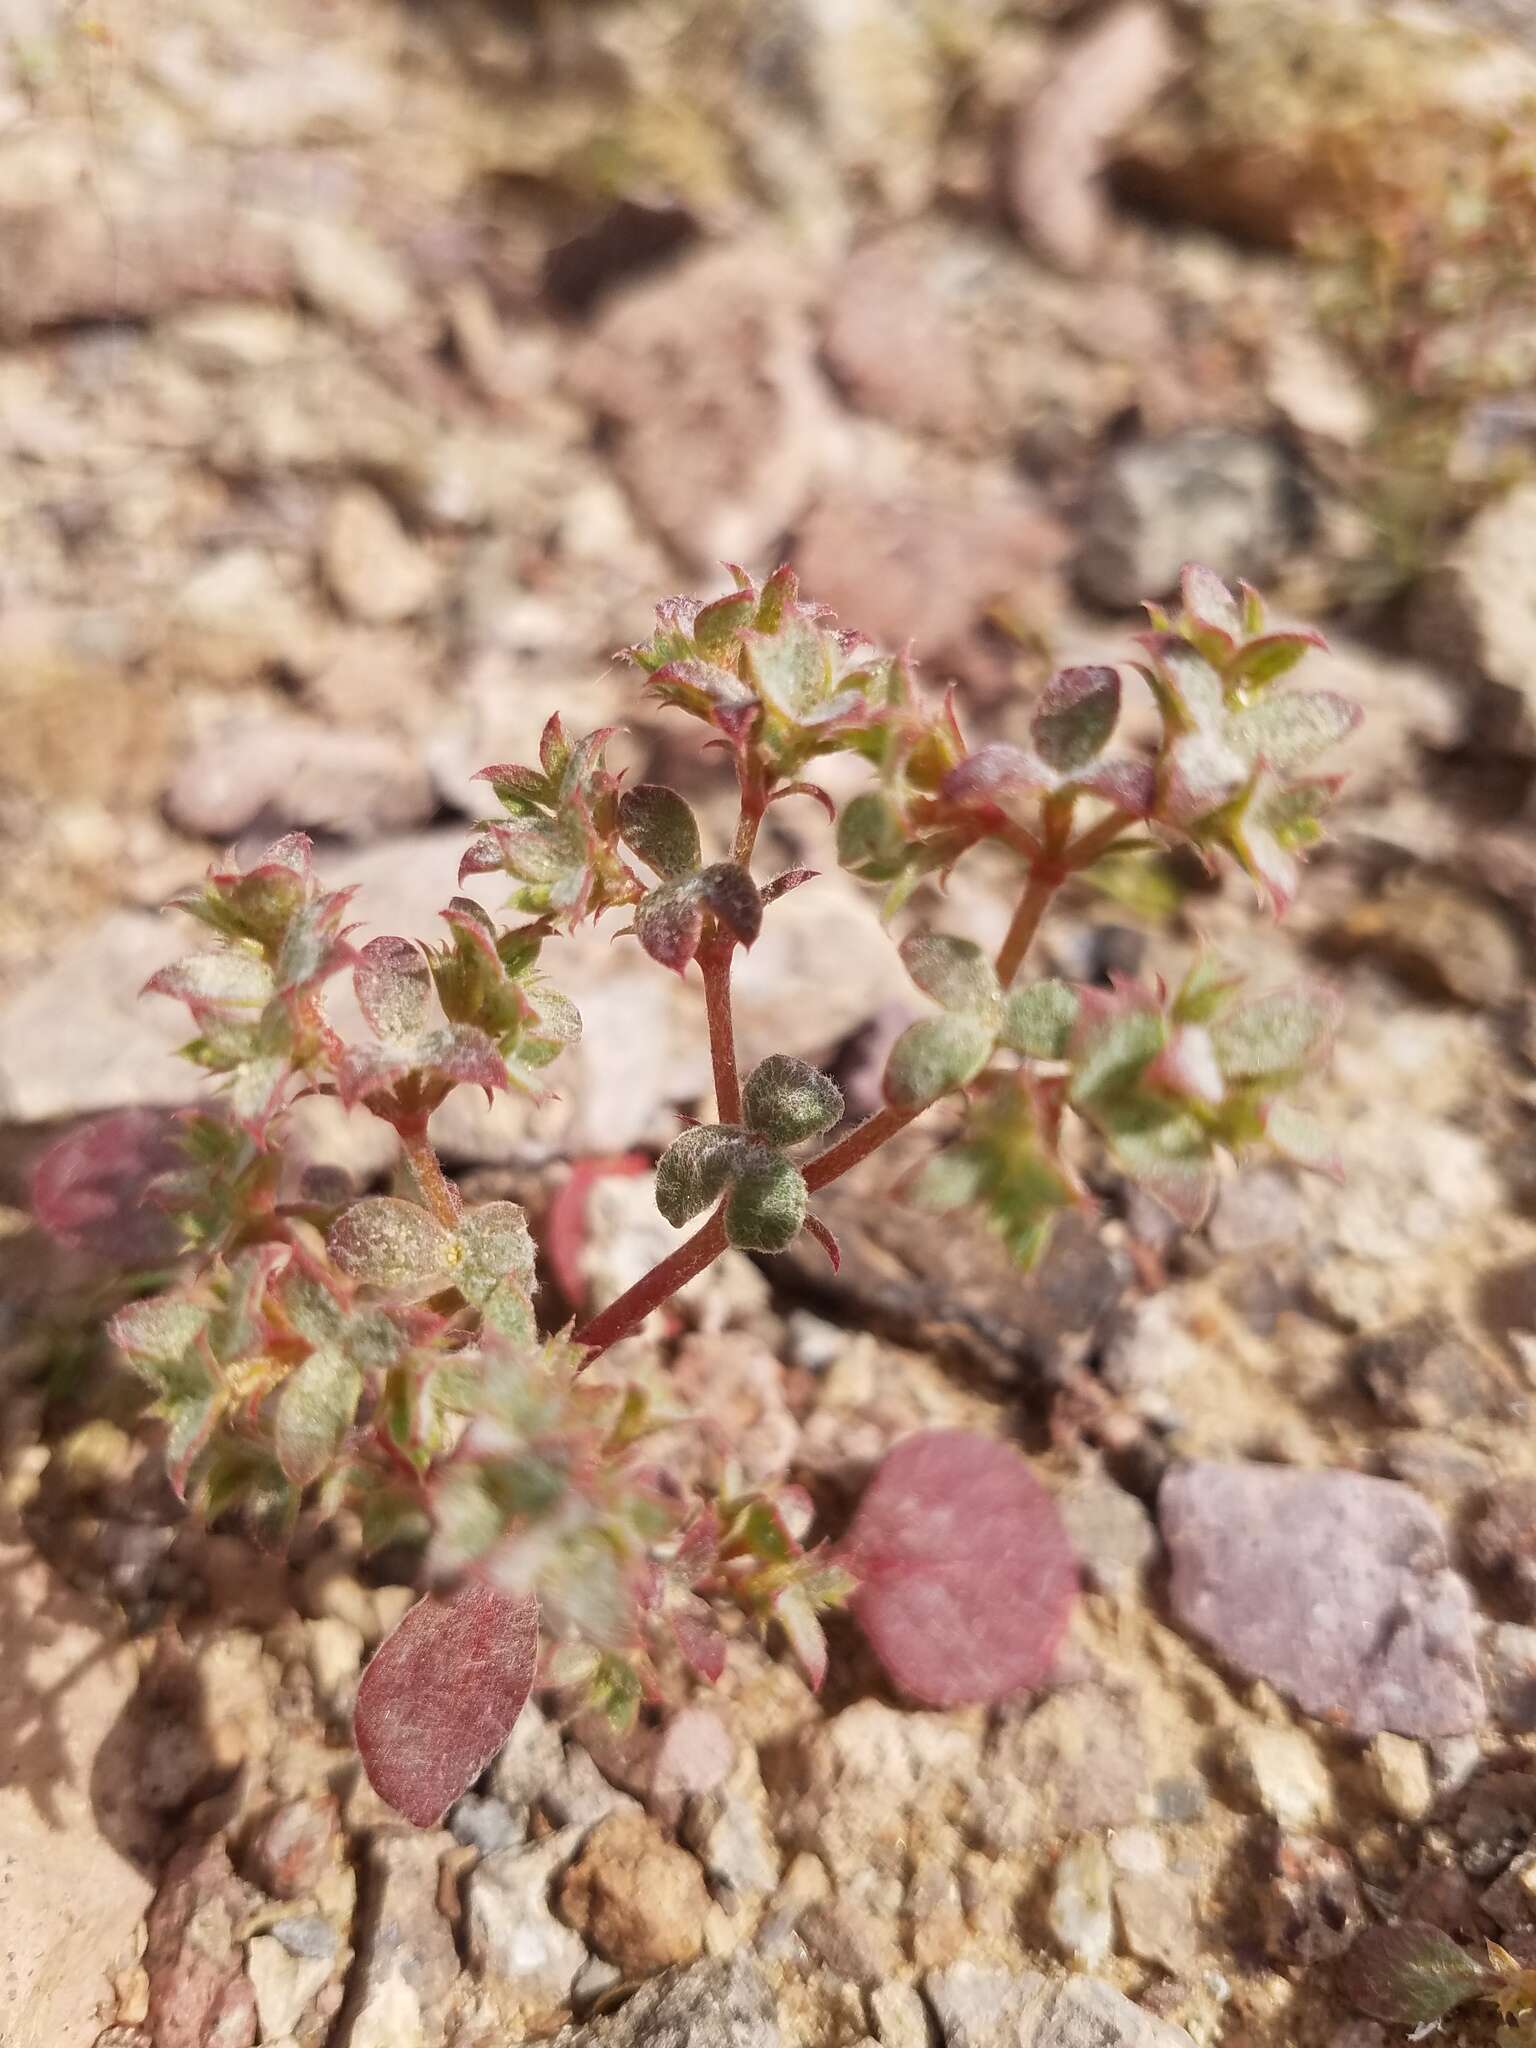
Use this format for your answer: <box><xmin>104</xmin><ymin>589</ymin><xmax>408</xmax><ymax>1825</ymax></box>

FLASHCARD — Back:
<box><xmin>1160</xmin><ymin>1461</ymin><xmax>1485</xmax><ymax>1737</ymax></box>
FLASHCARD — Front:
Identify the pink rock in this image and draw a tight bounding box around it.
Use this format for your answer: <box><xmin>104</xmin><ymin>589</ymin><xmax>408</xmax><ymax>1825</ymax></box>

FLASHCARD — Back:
<box><xmin>651</xmin><ymin>1708</ymin><xmax>737</xmax><ymax>1812</ymax></box>
<box><xmin>1007</xmin><ymin>0</ymin><xmax>1181</xmax><ymax>275</ymax></box>
<box><xmin>1161</xmin><ymin>1461</ymin><xmax>1486</xmax><ymax>1737</ymax></box>
<box><xmin>566</xmin><ymin>242</ymin><xmax>828</xmax><ymax>570</ymax></box>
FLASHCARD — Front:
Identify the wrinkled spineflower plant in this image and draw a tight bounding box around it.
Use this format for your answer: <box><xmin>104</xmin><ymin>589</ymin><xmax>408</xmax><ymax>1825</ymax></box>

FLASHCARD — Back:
<box><xmin>34</xmin><ymin>564</ymin><xmax>1358</xmax><ymax>1826</ymax></box>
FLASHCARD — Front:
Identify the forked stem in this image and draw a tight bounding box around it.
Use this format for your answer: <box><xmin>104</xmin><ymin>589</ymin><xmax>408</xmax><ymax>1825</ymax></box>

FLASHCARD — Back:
<box><xmin>575</xmin><ymin>859</ymin><xmax>1076</xmax><ymax>1364</ymax></box>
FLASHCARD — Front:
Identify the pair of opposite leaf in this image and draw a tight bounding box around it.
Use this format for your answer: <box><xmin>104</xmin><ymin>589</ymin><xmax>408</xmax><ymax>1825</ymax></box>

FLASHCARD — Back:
<box><xmin>655</xmin><ymin>1054</ymin><xmax>844</xmax><ymax>1256</ymax></box>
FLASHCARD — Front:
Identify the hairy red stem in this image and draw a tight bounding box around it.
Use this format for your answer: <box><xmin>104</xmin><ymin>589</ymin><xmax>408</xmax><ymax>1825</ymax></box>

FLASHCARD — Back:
<box><xmin>699</xmin><ymin>943</ymin><xmax>743</xmax><ymax>1125</ymax></box>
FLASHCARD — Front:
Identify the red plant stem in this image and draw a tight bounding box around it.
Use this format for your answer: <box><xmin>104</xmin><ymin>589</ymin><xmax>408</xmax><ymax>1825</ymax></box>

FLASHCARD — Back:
<box><xmin>804</xmin><ymin>1102</ymin><xmax>920</xmax><ymax>1192</ymax></box>
<box><xmin>699</xmin><ymin>942</ymin><xmax>743</xmax><ymax>1124</ymax></box>
<box><xmin>574</xmin><ymin>1211</ymin><xmax>727</xmax><ymax>1358</ymax></box>
<box><xmin>402</xmin><ymin>1128</ymin><xmax>463</xmax><ymax>1230</ymax></box>
<box><xmin>995</xmin><ymin>869</ymin><xmax>1061</xmax><ymax>989</ymax></box>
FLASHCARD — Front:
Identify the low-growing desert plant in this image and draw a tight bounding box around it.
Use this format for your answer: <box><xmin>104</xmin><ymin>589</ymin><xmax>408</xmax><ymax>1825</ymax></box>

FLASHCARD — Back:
<box><xmin>33</xmin><ymin>562</ymin><xmax>1356</xmax><ymax>1825</ymax></box>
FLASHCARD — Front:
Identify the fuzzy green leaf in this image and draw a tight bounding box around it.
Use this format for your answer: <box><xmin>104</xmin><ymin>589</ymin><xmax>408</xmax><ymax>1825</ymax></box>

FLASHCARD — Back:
<box><xmin>618</xmin><ymin>785</ymin><xmax>703</xmax><ymax>880</ymax></box>
<box><xmin>328</xmin><ymin>1198</ymin><xmax>453</xmax><ymax>1291</ymax></box>
<box><xmin>655</xmin><ymin>1124</ymin><xmax>751</xmax><ymax>1227</ymax></box>
<box><xmin>454</xmin><ymin>1201</ymin><xmax>536</xmax><ymax>1307</ymax></box>
<box><xmin>883</xmin><ymin>1014</ymin><xmax>994</xmax><ymax>1110</ymax></box>
<box><xmin>743</xmin><ymin>1054</ymin><xmax>843</xmax><ymax>1146</ymax></box>
<box><xmin>110</xmin><ymin>1295</ymin><xmax>211</xmax><ymax>1369</ymax></box>
<box><xmin>837</xmin><ymin>789</ymin><xmax>907</xmax><ymax>882</ymax></box>
<box><xmin>999</xmin><ymin>980</ymin><xmax>1080</xmax><ymax>1059</ymax></box>
<box><xmin>900</xmin><ymin>933</ymin><xmax>1001</xmax><ymax>1018</ymax></box>
<box><xmin>1030</xmin><ymin>665</ymin><xmax>1121</xmax><ymax>773</ymax></box>
<box><xmin>723</xmin><ymin>1154</ymin><xmax>808</xmax><ymax>1253</ymax></box>
<box><xmin>742</xmin><ymin>617</ymin><xmax>831</xmax><ymax>722</ymax></box>
<box><xmin>276</xmin><ymin>1346</ymin><xmax>362</xmax><ymax>1486</ymax></box>
<box><xmin>1212</xmin><ymin>988</ymin><xmax>1339</xmax><ymax>1082</ymax></box>
<box><xmin>355</xmin><ymin>936</ymin><xmax>432</xmax><ymax>1044</ymax></box>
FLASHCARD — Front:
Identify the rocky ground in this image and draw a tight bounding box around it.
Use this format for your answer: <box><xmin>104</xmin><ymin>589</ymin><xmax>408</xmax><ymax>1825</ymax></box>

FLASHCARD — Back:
<box><xmin>9</xmin><ymin>1</ymin><xmax>1536</xmax><ymax>2045</ymax></box>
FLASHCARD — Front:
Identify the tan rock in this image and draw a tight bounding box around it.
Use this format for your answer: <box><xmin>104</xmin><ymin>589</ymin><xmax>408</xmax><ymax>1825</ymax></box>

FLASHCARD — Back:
<box><xmin>0</xmin><ymin>1533</ymin><xmax>154</xmax><ymax>2048</ymax></box>
<box><xmin>322</xmin><ymin>487</ymin><xmax>443</xmax><ymax>625</ymax></box>
<box><xmin>557</xmin><ymin>1809</ymin><xmax>710</xmax><ymax>1973</ymax></box>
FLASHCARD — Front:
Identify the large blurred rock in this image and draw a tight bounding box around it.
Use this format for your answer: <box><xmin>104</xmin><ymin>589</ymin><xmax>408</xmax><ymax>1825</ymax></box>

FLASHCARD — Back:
<box><xmin>565</xmin><ymin>241</ymin><xmax>831</xmax><ymax>570</ymax></box>
<box><xmin>822</xmin><ymin>222</ymin><xmax>1155</xmax><ymax>461</ymax></box>
<box><xmin>793</xmin><ymin>439</ymin><xmax>1068</xmax><ymax>699</ymax></box>
<box><xmin>165</xmin><ymin>713</ymin><xmax>436</xmax><ymax>841</ymax></box>
<box><xmin>1075</xmin><ymin>430</ymin><xmax>1300</xmax><ymax>610</ymax></box>
<box><xmin>1411</xmin><ymin>480</ymin><xmax>1536</xmax><ymax>755</ymax></box>
<box><xmin>1</xmin><ymin>1532</ymin><xmax>154</xmax><ymax>2048</ymax></box>
<box><xmin>1007</xmin><ymin>0</ymin><xmax>1180</xmax><ymax>275</ymax></box>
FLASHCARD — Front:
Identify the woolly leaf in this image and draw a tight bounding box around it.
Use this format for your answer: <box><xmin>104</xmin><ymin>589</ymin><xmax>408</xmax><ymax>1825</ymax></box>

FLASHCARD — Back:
<box><xmin>837</xmin><ymin>789</ymin><xmax>908</xmax><ymax>882</ymax></box>
<box><xmin>742</xmin><ymin>616</ymin><xmax>831</xmax><ymax>721</ymax></box>
<box><xmin>723</xmin><ymin>1154</ymin><xmax>808</xmax><ymax>1253</ymax></box>
<box><xmin>355</xmin><ymin>936</ymin><xmax>432</xmax><ymax>1044</ymax></box>
<box><xmin>454</xmin><ymin>1201</ymin><xmax>536</xmax><ymax>1307</ymax></box>
<box><xmin>1212</xmin><ymin>987</ymin><xmax>1340</xmax><ymax>1082</ymax></box>
<box><xmin>1030</xmin><ymin>665</ymin><xmax>1121</xmax><ymax>772</ymax></box>
<box><xmin>695</xmin><ymin>863</ymin><xmax>763</xmax><ymax>949</ymax></box>
<box><xmin>110</xmin><ymin>1294</ymin><xmax>211</xmax><ymax>1370</ymax></box>
<box><xmin>276</xmin><ymin>1346</ymin><xmax>362</xmax><ymax>1486</ymax></box>
<box><xmin>328</xmin><ymin>1198</ymin><xmax>453</xmax><ymax>1292</ymax></box>
<box><xmin>355</xmin><ymin>1580</ymin><xmax>541</xmax><ymax>1827</ymax></box>
<box><xmin>844</xmin><ymin>1429</ymin><xmax>1078</xmax><ymax>1707</ymax></box>
<box><xmin>900</xmin><ymin>933</ymin><xmax>1000</xmax><ymax>1018</ymax></box>
<box><xmin>1179</xmin><ymin>562</ymin><xmax>1243</xmax><ymax>640</ymax></box>
<box><xmin>743</xmin><ymin>1054</ymin><xmax>843</xmax><ymax>1146</ymax></box>
<box><xmin>1229</xmin><ymin>691</ymin><xmax>1362</xmax><ymax>773</ymax></box>
<box><xmin>1225</xmin><ymin>629</ymin><xmax>1328</xmax><ymax>688</ymax></box>
<box><xmin>618</xmin><ymin>785</ymin><xmax>702</xmax><ymax>880</ymax></box>
<box><xmin>655</xmin><ymin>1124</ymin><xmax>750</xmax><ymax>1228</ymax></box>
<box><xmin>634</xmin><ymin>882</ymin><xmax>705</xmax><ymax>976</ymax></box>
<box><xmin>883</xmin><ymin>1015</ymin><xmax>994</xmax><ymax>1110</ymax></box>
<box><xmin>999</xmin><ymin>981</ymin><xmax>1080</xmax><ymax>1059</ymax></box>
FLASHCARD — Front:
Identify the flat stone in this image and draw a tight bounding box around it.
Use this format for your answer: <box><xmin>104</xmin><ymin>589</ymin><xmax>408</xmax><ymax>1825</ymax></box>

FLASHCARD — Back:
<box><xmin>968</xmin><ymin>1684</ymin><xmax>1149</xmax><ymax>1854</ymax></box>
<box><xmin>165</xmin><ymin>713</ymin><xmax>435</xmax><ymax>842</ymax></box>
<box><xmin>546</xmin><ymin>1952</ymin><xmax>780</xmax><ymax>2048</ymax></box>
<box><xmin>0</xmin><ymin>1536</ymin><xmax>155</xmax><ymax>2048</ymax></box>
<box><xmin>1161</xmin><ymin>1461</ymin><xmax>1486</xmax><ymax>1736</ymax></box>
<box><xmin>1075</xmin><ymin>429</ymin><xmax>1299</xmax><ymax>610</ymax></box>
<box><xmin>465</xmin><ymin>1828</ymin><xmax>590</xmax><ymax>2016</ymax></box>
<box><xmin>926</xmin><ymin>1964</ymin><xmax>1195</xmax><ymax>2048</ymax></box>
<box><xmin>245</xmin><ymin>1934</ymin><xmax>332</xmax><ymax>2040</ymax></box>
<box><xmin>321</xmin><ymin>486</ymin><xmax>443</xmax><ymax>625</ymax></box>
<box><xmin>565</xmin><ymin>241</ymin><xmax>828</xmax><ymax>570</ymax></box>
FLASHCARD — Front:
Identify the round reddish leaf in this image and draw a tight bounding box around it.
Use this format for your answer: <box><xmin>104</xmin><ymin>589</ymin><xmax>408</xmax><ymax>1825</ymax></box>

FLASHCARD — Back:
<box><xmin>842</xmin><ymin>1429</ymin><xmax>1078</xmax><ymax>1708</ymax></box>
<box><xmin>355</xmin><ymin>1579</ymin><xmax>540</xmax><ymax>1827</ymax></box>
<box><xmin>29</xmin><ymin>1109</ymin><xmax>185</xmax><ymax>1266</ymax></box>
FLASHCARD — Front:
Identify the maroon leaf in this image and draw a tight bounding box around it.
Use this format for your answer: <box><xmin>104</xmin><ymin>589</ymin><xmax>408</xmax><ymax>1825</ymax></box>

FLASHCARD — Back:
<box><xmin>355</xmin><ymin>1580</ymin><xmax>541</xmax><ymax>1827</ymax></box>
<box><xmin>1030</xmin><ymin>665</ymin><xmax>1121</xmax><ymax>773</ymax></box>
<box><xmin>761</xmin><ymin>867</ymin><xmax>818</xmax><ymax>905</ymax></box>
<box><xmin>30</xmin><ymin>1108</ymin><xmax>185</xmax><ymax>1265</ymax></box>
<box><xmin>842</xmin><ymin>1429</ymin><xmax>1078</xmax><ymax>1708</ymax></box>
<box><xmin>803</xmin><ymin>1215</ymin><xmax>842</xmax><ymax>1273</ymax></box>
